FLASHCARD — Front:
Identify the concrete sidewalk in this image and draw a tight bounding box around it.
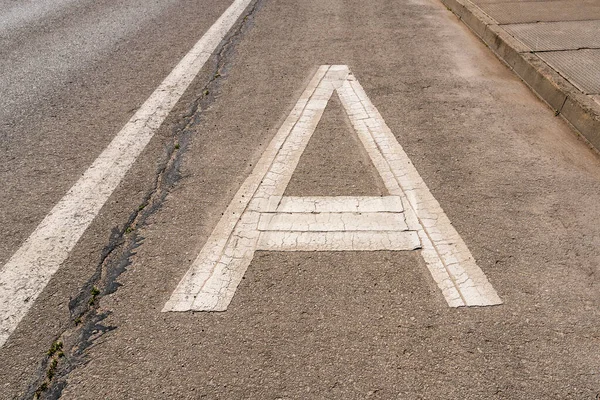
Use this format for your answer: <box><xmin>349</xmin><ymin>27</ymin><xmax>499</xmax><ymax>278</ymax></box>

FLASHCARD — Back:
<box><xmin>441</xmin><ymin>0</ymin><xmax>600</xmax><ymax>150</ymax></box>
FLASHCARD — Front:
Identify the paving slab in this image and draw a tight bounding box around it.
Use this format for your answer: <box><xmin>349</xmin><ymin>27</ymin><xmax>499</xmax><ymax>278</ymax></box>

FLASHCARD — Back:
<box><xmin>502</xmin><ymin>20</ymin><xmax>600</xmax><ymax>51</ymax></box>
<box><xmin>539</xmin><ymin>49</ymin><xmax>600</xmax><ymax>94</ymax></box>
<box><xmin>477</xmin><ymin>0</ymin><xmax>600</xmax><ymax>23</ymax></box>
<box><xmin>444</xmin><ymin>0</ymin><xmax>600</xmax><ymax>149</ymax></box>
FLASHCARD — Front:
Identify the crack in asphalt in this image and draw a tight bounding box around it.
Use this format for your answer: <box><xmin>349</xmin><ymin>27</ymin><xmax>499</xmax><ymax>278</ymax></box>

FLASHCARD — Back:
<box><xmin>20</xmin><ymin>1</ymin><xmax>263</xmax><ymax>398</ymax></box>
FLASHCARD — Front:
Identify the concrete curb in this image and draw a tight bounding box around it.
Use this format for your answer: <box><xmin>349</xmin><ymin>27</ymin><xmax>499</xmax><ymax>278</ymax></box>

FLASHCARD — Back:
<box><xmin>440</xmin><ymin>0</ymin><xmax>600</xmax><ymax>152</ymax></box>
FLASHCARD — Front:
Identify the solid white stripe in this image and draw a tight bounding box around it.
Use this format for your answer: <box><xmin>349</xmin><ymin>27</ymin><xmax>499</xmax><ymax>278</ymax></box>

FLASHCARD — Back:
<box><xmin>257</xmin><ymin>212</ymin><xmax>409</xmax><ymax>232</ymax></box>
<box><xmin>0</xmin><ymin>0</ymin><xmax>254</xmax><ymax>347</ymax></box>
<box><xmin>256</xmin><ymin>230</ymin><xmax>421</xmax><ymax>251</ymax></box>
<box><xmin>275</xmin><ymin>196</ymin><xmax>404</xmax><ymax>213</ymax></box>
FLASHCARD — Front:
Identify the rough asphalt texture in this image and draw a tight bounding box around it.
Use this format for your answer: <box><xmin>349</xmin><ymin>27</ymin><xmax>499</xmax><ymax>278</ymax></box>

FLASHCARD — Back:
<box><xmin>1</xmin><ymin>0</ymin><xmax>600</xmax><ymax>398</ymax></box>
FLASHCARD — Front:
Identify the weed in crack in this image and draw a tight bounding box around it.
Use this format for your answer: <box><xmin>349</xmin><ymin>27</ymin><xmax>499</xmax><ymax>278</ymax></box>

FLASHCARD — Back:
<box><xmin>33</xmin><ymin>341</ymin><xmax>65</xmax><ymax>399</ymax></box>
<box><xmin>46</xmin><ymin>341</ymin><xmax>62</xmax><ymax>357</ymax></box>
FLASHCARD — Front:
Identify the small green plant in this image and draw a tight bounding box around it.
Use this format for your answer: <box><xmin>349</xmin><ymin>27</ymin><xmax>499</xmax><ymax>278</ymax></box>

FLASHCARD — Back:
<box><xmin>89</xmin><ymin>286</ymin><xmax>101</xmax><ymax>306</ymax></box>
<box><xmin>125</xmin><ymin>226</ymin><xmax>134</xmax><ymax>234</ymax></box>
<box><xmin>34</xmin><ymin>382</ymin><xmax>48</xmax><ymax>399</ymax></box>
<box><xmin>36</xmin><ymin>350</ymin><xmax>62</xmax><ymax>397</ymax></box>
<box><xmin>174</xmin><ymin>143</ymin><xmax>180</xmax><ymax>150</ymax></box>
<box><xmin>47</xmin><ymin>341</ymin><xmax>63</xmax><ymax>357</ymax></box>
<box><xmin>35</xmin><ymin>339</ymin><xmax>66</xmax><ymax>397</ymax></box>
<box><xmin>203</xmin><ymin>89</ymin><xmax>210</xmax><ymax>96</ymax></box>
<box><xmin>47</xmin><ymin>359</ymin><xmax>58</xmax><ymax>379</ymax></box>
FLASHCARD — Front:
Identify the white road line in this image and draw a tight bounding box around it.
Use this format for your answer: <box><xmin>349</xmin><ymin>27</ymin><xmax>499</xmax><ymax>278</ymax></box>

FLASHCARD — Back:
<box><xmin>257</xmin><ymin>212</ymin><xmax>409</xmax><ymax>232</ymax></box>
<box><xmin>257</xmin><ymin>231</ymin><xmax>422</xmax><ymax>251</ymax></box>
<box><xmin>276</xmin><ymin>196</ymin><xmax>404</xmax><ymax>213</ymax></box>
<box><xmin>0</xmin><ymin>0</ymin><xmax>254</xmax><ymax>347</ymax></box>
<box><xmin>164</xmin><ymin>65</ymin><xmax>502</xmax><ymax>313</ymax></box>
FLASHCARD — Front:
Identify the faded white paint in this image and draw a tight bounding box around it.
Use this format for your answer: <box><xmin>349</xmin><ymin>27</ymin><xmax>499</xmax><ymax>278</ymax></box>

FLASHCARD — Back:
<box><xmin>276</xmin><ymin>196</ymin><xmax>404</xmax><ymax>213</ymax></box>
<box><xmin>258</xmin><ymin>211</ymin><xmax>409</xmax><ymax>232</ymax></box>
<box><xmin>257</xmin><ymin>231</ymin><xmax>422</xmax><ymax>252</ymax></box>
<box><xmin>0</xmin><ymin>0</ymin><xmax>254</xmax><ymax>347</ymax></box>
<box><xmin>164</xmin><ymin>65</ymin><xmax>502</xmax><ymax>313</ymax></box>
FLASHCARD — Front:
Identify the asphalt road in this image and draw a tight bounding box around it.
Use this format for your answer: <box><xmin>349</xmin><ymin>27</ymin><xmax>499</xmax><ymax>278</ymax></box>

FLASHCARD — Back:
<box><xmin>1</xmin><ymin>0</ymin><xmax>600</xmax><ymax>398</ymax></box>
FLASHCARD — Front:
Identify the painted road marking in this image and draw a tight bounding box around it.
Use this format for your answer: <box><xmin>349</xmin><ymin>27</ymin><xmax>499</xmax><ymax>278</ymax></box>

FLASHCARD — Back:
<box><xmin>0</xmin><ymin>0</ymin><xmax>254</xmax><ymax>347</ymax></box>
<box><xmin>257</xmin><ymin>211</ymin><xmax>410</xmax><ymax>232</ymax></box>
<box><xmin>164</xmin><ymin>65</ymin><xmax>502</xmax><ymax>313</ymax></box>
<box><xmin>257</xmin><ymin>231</ymin><xmax>422</xmax><ymax>252</ymax></box>
<box><xmin>276</xmin><ymin>196</ymin><xmax>404</xmax><ymax>213</ymax></box>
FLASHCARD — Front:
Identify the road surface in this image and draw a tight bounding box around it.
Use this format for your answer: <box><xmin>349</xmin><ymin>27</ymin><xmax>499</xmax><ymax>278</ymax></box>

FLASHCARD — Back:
<box><xmin>1</xmin><ymin>0</ymin><xmax>599</xmax><ymax>398</ymax></box>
